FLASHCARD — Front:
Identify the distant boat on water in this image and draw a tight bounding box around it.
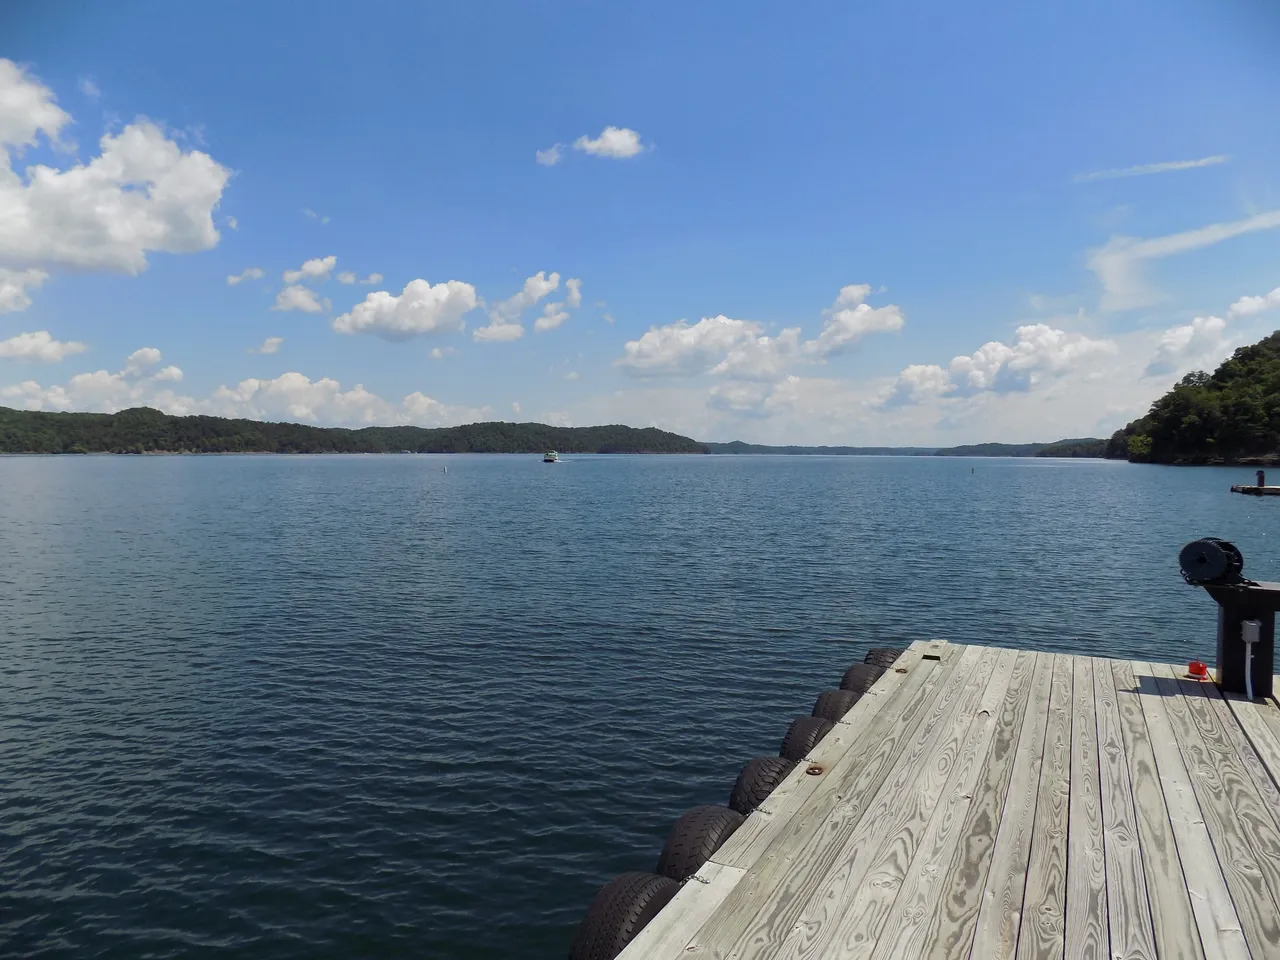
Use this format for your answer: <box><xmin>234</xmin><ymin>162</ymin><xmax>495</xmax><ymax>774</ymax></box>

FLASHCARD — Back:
<box><xmin>543</xmin><ymin>450</ymin><xmax>559</xmax><ymax>463</ymax></box>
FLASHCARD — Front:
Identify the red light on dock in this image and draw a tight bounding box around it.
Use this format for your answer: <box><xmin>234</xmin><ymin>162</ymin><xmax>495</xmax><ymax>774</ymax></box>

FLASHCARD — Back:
<box><xmin>1187</xmin><ymin>660</ymin><xmax>1209</xmax><ymax>680</ymax></box>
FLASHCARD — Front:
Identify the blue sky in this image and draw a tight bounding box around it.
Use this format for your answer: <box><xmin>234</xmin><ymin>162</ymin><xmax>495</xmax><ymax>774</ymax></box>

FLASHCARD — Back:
<box><xmin>2</xmin><ymin>0</ymin><xmax>1280</xmax><ymax>443</ymax></box>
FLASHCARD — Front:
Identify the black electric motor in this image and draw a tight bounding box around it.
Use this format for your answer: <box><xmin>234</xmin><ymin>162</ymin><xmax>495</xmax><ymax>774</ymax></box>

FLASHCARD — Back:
<box><xmin>1178</xmin><ymin>537</ymin><xmax>1245</xmax><ymax>586</ymax></box>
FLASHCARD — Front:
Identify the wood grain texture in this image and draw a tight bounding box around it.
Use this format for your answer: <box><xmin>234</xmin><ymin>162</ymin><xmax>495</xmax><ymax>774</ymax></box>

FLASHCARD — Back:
<box><xmin>1149</xmin><ymin>662</ymin><xmax>1280</xmax><ymax>957</ymax></box>
<box><xmin>966</xmin><ymin>652</ymin><xmax>1055</xmax><ymax>960</ymax></box>
<box><xmin>1064</xmin><ymin>657</ymin><xmax>1107</xmax><ymax>960</ymax></box>
<box><xmin>711</xmin><ymin>642</ymin><xmax>939</xmax><ymax>870</ymax></box>
<box><xmin>1132</xmin><ymin>662</ymin><xmax>1249</xmax><ymax>960</ymax></box>
<box><xmin>1015</xmin><ymin>654</ymin><xmax>1073</xmax><ymax>960</ymax></box>
<box><xmin>1092</xmin><ymin>659</ymin><xmax>1156</xmax><ymax>960</ymax></box>
<box><xmin>615</xmin><ymin>861</ymin><xmax>747</xmax><ymax>960</ymax></box>
<box><xmin>1179</xmin><ymin>678</ymin><xmax>1280</xmax><ymax>823</ymax></box>
<box><xmin>775</xmin><ymin>646</ymin><xmax>1011</xmax><ymax>960</ymax></box>
<box><xmin>1110</xmin><ymin>660</ymin><xmax>1204</xmax><ymax>960</ymax></box>
<box><xmin>1223</xmin><ymin>691</ymin><xmax>1280</xmax><ymax>799</ymax></box>
<box><xmin>685</xmin><ymin>645</ymin><xmax>986</xmax><ymax>959</ymax></box>
<box><xmin>871</xmin><ymin>650</ymin><xmax>1038</xmax><ymax>960</ymax></box>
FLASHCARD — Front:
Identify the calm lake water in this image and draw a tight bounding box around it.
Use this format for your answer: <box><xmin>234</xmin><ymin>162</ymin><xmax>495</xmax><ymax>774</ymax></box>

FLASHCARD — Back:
<box><xmin>1</xmin><ymin>453</ymin><xmax>1275</xmax><ymax>959</ymax></box>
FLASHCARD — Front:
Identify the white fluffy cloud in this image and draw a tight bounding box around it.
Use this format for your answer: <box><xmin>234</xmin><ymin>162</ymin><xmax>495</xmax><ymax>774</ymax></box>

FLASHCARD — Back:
<box><xmin>534</xmin><ymin>304</ymin><xmax>570</xmax><ymax>332</ymax></box>
<box><xmin>333</xmin><ymin>278</ymin><xmax>479</xmax><ymax>340</ymax></box>
<box><xmin>338</xmin><ymin>270</ymin><xmax>383</xmax><ymax>285</ymax></box>
<box><xmin>619</xmin><ymin>314</ymin><xmax>764</xmax><ymax>376</ymax></box>
<box><xmin>0</xmin><ymin>62</ymin><xmax>230</xmax><ymax>277</ymax></box>
<box><xmin>1090</xmin><ymin>211</ymin><xmax>1280</xmax><ymax>311</ymax></box>
<box><xmin>1228</xmin><ymin>285</ymin><xmax>1280</xmax><ymax>318</ymax></box>
<box><xmin>618</xmin><ymin>286</ymin><xmax>902</xmax><ymax>378</ymax></box>
<box><xmin>573</xmin><ymin>126</ymin><xmax>646</xmax><ymax>159</ymax></box>
<box><xmin>0</xmin><ymin>268</ymin><xmax>48</xmax><ymax>312</ymax></box>
<box><xmin>533</xmin><ymin>277</ymin><xmax>583</xmax><ymax>333</ymax></box>
<box><xmin>282</xmin><ymin>255</ymin><xmax>336</xmax><ymax>284</ymax></box>
<box><xmin>0</xmin><ymin>330</ymin><xmax>87</xmax><ymax>362</ymax></box>
<box><xmin>536</xmin><ymin>144</ymin><xmax>563</xmax><ymax>166</ymax></box>
<box><xmin>337</xmin><ymin>271</ymin><xmax>356</xmax><ymax>284</ymax></box>
<box><xmin>1145</xmin><ymin>315</ymin><xmax>1231</xmax><ymax>378</ymax></box>
<box><xmin>0</xmin><ymin>59</ymin><xmax>71</xmax><ymax>149</ymax></box>
<box><xmin>248</xmin><ymin>336</ymin><xmax>283</xmax><ymax>355</ymax></box>
<box><xmin>2</xmin><ymin>346</ymin><xmax>184</xmax><ymax>412</ymax></box>
<box><xmin>273</xmin><ymin>284</ymin><xmax>329</xmax><ymax>313</ymax></box>
<box><xmin>226</xmin><ymin>266</ymin><xmax>264</xmax><ymax>286</ymax></box>
<box><xmin>804</xmin><ymin>285</ymin><xmax>904</xmax><ymax>359</ymax></box>
<box><xmin>475</xmin><ymin>271</ymin><xmax>559</xmax><ymax>342</ymax></box>
<box><xmin>882</xmin><ymin>323</ymin><xmax>1116</xmax><ymax>405</ymax></box>
<box><xmin>0</xmin><ymin>60</ymin><xmax>230</xmax><ymax>316</ymax></box>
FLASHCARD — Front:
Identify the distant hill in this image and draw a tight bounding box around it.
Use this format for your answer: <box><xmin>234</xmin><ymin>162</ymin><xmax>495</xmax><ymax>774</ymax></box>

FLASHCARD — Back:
<box><xmin>704</xmin><ymin>439</ymin><xmax>1109</xmax><ymax>457</ymax></box>
<box><xmin>0</xmin><ymin>406</ymin><xmax>708</xmax><ymax>454</ymax></box>
<box><xmin>1112</xmin><ymin>330</ymin><xmax>1280</xmax><ymax>464</ymax></box>
<box><xmin>703</xmin><ymin>441</ymin><xmax>935</xmax><ymax>455</ymax></box>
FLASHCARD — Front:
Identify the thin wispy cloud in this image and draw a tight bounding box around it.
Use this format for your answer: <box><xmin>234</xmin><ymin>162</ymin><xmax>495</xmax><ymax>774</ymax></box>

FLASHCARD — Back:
<box><xmin>1089</xmin><ymin>209</ymin><xmax>1280</xmax><ymax>310</ymax></box>
<box><xmin>1074</xmin><ymin>155</ymin><xmax>1229</xmax><ymax>183</ymax></box>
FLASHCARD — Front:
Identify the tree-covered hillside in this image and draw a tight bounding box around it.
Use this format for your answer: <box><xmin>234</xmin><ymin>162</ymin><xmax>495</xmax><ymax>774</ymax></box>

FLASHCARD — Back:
<box><xmin>0</xmin><ymin>406</ymin><xmax>709</xmax><ymax>454</ymax></box>
<box><xmin>1111</xmin><ymin>330</ymin><xmax>1280</xmax><ymax>464</ymax></box>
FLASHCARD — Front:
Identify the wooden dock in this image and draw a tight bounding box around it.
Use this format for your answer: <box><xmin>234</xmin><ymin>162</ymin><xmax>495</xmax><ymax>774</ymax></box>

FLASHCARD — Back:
<box><xmin>1230</xmin><ymin>484</ymin><xmax>1280</xmax><ymax>496</ymax></box>
<box><xmin>618</xmin><ymin>641</ymin><xmax>1280</xmax><ymax>959</ymax></box>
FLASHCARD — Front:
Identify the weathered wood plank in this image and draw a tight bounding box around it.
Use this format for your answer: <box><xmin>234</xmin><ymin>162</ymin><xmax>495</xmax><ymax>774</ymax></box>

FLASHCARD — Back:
<box><xmin>966</xmin><ymin>652</ymin><xmax>1055</xmax><ymax>960</ymax></box>
<box><xmin>685</xmin><ymin>645</ymin><xmax>986</xmax><ymax>958</ymax></box>
<box><xmin>1223</xmin><ymin>690</ymin><xmax>1280</xmax><ymax>798</ymax></box>
<box><xmin>1110</xmin><ymin>660</ymin><xmax>1204</xmax><ymax>960</ymax></box>
<box><xmin>1064</xmin><ymin>657</ymin><xmax>1107</xmax><ymax>960</ymax></box>
<box><xmin>1092</xmin><ymin>659</ymin><xmax>1156</xmax><ymax>960</ymax></box>
<box><xmin>1015</xmin><ymin>654</ymin><xmax>1074</xmax><ymax>960</ymax></box>
<box><xmin>871</xmin><ymin>649</ymin><xmax>1039</xmax><ymax>960</ymax></box>
<box><xmin>1149</xmin><ymin>662</ymin><xmax>1280</xmax><ymax>957</ymax></box>
<box><xmin>711</xmin><ymin>641</ymin><xmax>938</xmax><ymax>870</ymax></box>
<box><xmin>773</xmin><ymin>646</ymin><xmax>1012</xmax><ymax>960</ymax></box>
<box><xmin>615</xmin><ymin>861</ymin><xmax>747</xmax><ymax>959</ymax></box>
<box><xmin>1133</xmin><ymin>662</ymin><xmax>1248</xmax><ymax>960</ymax></box>
<box><xmin>1180</xmin><ymin>677</ymin><xmax>1280</xmax><ymax>822</ymax></box>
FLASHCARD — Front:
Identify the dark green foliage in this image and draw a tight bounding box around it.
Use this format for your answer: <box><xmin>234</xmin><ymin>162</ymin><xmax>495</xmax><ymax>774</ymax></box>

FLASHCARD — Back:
<box><xmin>933</xmin><ymin>442</ymin><xmax>1047</xmax><ymax>457</ymax></box>
<box><xmin>0</xmin><ymin>407</ymin><xmax>708</xmax><ymax>455</ymax></box>
<box><xmin>1115</xmin><ymin>331</ymin><xmax>1280</xmax><ymax>463</ymax></box>
<box><xmin>1035</xmin><ymin>438</ymin><xmax>1109</xmax><ymax>458</ymax></box>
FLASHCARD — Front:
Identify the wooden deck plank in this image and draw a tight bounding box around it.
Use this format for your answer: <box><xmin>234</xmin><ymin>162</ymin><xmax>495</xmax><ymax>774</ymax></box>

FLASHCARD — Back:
<box><xmin>625</xmin><ymin>646</ymin><xmax>1280</xmax><ymax>960</ymax></box>
<box><xmin>1149</xmin><ymin>662</ymin><xmax>1280</xmax><ymax>957</ymax></box>
<box><xmin>710</xmin><ymin>641</ymin><xmax>937</xmax><ymax>871</ymax></box>
<box><xmin>1223</xmin><ymin>690</ymin><xmax>1280</xmax><ymax>797</ymax></box>
<box><xmin>870</xmin><ymin>649</ymin><xmax>1039</xmax><ymax>960</ymax></box>
<box><xmin>774</xmin><ymin>645</ymin><xmax>1011</xmax><ymax>960</ymax></box>
<box><xmin>615</xmin><ymin>862</ymin><xmax>747</xmax><ymax>960</ymax></box>
<box><xmin>1132</xmin><ymin>662</ymin><xmax>1249</xmax><ymax>960</ymax></box>
<box><xmin>1014</xmin><ymin>654</ymin><xmax>1074</xmax><ymax>960</ymax></box>
<box><xmin>684</xmin><ymin>645</ymin><xmax>986</xmax><ymax>958</ymax></box>
<box><xmin>1064</xmin><ymin>657</ymin><xmax>1107</xmax><ymax>960</ymax></box>
<box><xmin>1110</xmin><ymin>660</ymin><xmax>1204</xmax><ymax>960</ymax></box>
<box><xmin>965</xmin><ymin>652</ymin><xmax>1055</xmax><ymax>960</ymax></box>
<box><xmin>1092</xmin><ymin>658</ymin><xmax>1157</xmax><ymax>960</ymax></box>
<box><xmin>1179</xmin><ymin>676</ymin><xmax>1280</xmax><ymax>822</ymax></box>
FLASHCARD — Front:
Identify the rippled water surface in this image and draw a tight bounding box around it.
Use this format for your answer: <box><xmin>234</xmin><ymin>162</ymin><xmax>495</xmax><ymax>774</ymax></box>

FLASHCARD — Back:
<box><xmin>2</xmin><ymin>454</ymin><xmax>1277</xmax><ymax>958</ymax></box>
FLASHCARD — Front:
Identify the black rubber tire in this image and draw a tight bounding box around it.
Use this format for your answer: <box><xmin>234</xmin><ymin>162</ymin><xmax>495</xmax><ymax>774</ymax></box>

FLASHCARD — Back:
<box><xmin>655</xmin><ymin>804</ymin><xmax>745</xmax><ymax>881</ymax></box>
<box><xmin>864</xmin><ymin>647</ymin><xmax>905</xmax><ymax>670</ymax></box>
<box><xmin>728</xmin><ymin>756</ymin><xmax>796</xmax><ymax>815</ymax></box>
<box><xmin>569</xmin><ymin>871</ymin><xmax>680</xmax><ymax>960</ymax></box>
<box><xmin>779</xmin><ymin>715</ymin><xmax>834</xmax><ymax>761</ymax></box>
<box><xmin>812</xmin><ymin>689</ymin><xmax>860</xmax><ymax>722</ymax></box>
<box><xmin>840</xmin><ymin>662</ymin><xmax>885</xmax><ymax>695</ymax></box>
